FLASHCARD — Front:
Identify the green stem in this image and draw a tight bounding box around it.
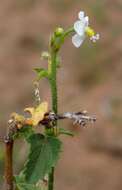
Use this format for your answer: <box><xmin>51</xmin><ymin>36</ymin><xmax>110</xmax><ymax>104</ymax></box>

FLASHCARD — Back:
<box><xmin>48</xmin><ymin>48</ymin><xmax>58</xmax><ymax>190</ymax></box>
<box><xmin>63</xmin><ymin>27</ymin><xmax>74</xmax><ymax>39</ymax></box>
<box><xmin>47</xmin><ymin>27</ymin><xmax>74</xmax><ymax>190</ymax></box>
<box><xmin>49</xmin><ymin>51</ymin><xmax>58</xmax><ymax>114</ymax></box>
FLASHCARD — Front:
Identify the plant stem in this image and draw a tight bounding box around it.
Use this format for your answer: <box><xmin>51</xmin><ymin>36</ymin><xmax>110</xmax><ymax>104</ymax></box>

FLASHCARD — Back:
<box><xmin>49</xmin><ymin>51</ymin><xmax>58</xmax><ymax>114</ymax></box>
<box><xmin>5</xmin><ymin>139</ymin><xmax>14</xmax><ymax>190</ymax></box>
<box><xmin>48</xmin><ymin>27</ymin><xmax>74</xmax><ymax>190</ymax></box>
<box><xmin>48</xmin><ymin>167</ymin><xmax>54</xmax><ymax>190</ymax></box>
<box><xmin>48</xmin><ymin>49</ymin><xmax>58</xmax><ymax>190</ymax></box>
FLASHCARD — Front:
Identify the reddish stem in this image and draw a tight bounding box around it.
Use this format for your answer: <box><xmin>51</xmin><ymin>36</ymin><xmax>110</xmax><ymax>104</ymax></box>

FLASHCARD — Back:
<box><xmin>5</xmin><ymin>139</ymin><xmax>14</xmax><ymax>190</ymax></box>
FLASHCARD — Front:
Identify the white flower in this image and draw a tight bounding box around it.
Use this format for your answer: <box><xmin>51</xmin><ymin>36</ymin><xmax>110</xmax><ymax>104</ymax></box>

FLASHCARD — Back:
<box><xmin>72</xmin><ymin>11</ymin><xmax>100</xmax><ymax>48</ymax></box>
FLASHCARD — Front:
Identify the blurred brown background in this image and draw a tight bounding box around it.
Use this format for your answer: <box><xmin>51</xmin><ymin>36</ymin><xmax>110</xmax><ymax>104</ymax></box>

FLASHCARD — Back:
<box><xmin>0</xmin><ymin>0</ymin><xmax>122</xmax><ymax>189</ymax></box>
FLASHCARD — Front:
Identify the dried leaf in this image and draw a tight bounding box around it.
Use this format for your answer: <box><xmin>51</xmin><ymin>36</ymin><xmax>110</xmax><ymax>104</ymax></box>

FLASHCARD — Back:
<box><xmin>24</xmin><ymin>102</ymin><xmax>48</xmax><ymax>126</ymax></box>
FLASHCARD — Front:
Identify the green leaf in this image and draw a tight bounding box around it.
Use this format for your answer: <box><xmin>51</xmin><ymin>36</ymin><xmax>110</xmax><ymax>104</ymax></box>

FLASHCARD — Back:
<box><xmin>21</xmin><ymin>134</ymin><xmax>62</xmax><ymax>184</ymax></box>
<box><xmin>13</xmin><ymin>125</ymin><xmax>34</xmax><ymax>140</ymax></box>
<box><xmin>15</xmin><ymin>175</ymin><xmax>40</xmax><ymax>190</ymax></box>
<box><xmin>34</xmin><ymin>68</ymin><xmax>48</xmax><ymax>80</ymax></box>
<box><xmin>15</xmin><ymin>175</ymin><xmax>46</xmax><ymax>190</ymax></box>
<box><xmin>17</xmin><ymin>183</ymin><xmax>41</xmax><ymax>190</ymax></box>
<box><xmin>59</xmin><ymin>128</ymin><xmax>74</xmax><ymax>137</ymax></box>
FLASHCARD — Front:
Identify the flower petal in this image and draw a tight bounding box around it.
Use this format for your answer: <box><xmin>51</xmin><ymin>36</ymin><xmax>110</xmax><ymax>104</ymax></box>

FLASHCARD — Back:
<box><xmin>74</xmin><ymin>21</ymin><xmax>85</xmax><ymax>36</ymax></box>
<box><xmin>78</xmin><ymin>11</ymin><xmax>85</xmax><ymax>20</ymax></box>
<box><xmin>72</xmin><ymin>34</ymin><xmax>85</xmax><ymax>48</ymax></box>
<box><xmin>96</xmin><ymin>33</ymin><xmax>100</xmax><ymax>40</ymax></box>
<box><xmin>84</xmin><ymin>16</ymin><xmax>89</xmax><ymax>26</ymax></box>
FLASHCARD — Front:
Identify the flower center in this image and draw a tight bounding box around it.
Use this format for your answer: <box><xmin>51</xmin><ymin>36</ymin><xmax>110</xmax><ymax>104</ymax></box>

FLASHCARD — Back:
<box><xmin>85</xmin><ymin>27</ymin><xmax>95</xmax><ymax>37</ymax></box>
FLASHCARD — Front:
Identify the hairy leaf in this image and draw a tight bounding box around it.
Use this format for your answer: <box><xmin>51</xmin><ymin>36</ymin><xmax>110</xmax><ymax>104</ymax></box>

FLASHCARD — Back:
<box><xmin>15</xmin><ymin>175</ymin><xmax>47</xmax><ymax>190</ymax></box>
<box><xmin>13</xmin><ymin>125</ymin><xmax>34</xmax><ymax>140</ymax></box>
<box><xmin>21</xmin><ymin>134</ymin><xmax>62</xmax><ymax>184</ymax></box>
<box><xmin>17</xmin><ymin>183</ymin><xmax>41</xmax><ymax>190</ymax></box>
<box><xmin>15</xmin><ymin>175</ymin><xmax>40</xmax><ymax>190</ymax></box>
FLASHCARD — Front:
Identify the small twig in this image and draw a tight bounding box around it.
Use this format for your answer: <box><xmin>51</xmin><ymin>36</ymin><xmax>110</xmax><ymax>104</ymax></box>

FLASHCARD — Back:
<box><xmin>41</xmin><ymin>111</ymin><xmax>96</xmax><ymax>127</ymax></box>
<box><xmin>4</xmin><ymin>120</ymin><xmax>17</xmax><ymax>190</ymax></box>
<box><xmin>62</xmin><ymin>111</ymin><xmax>96</xmax><ymax>126</ymax></box>
<box><xmin>34</xmin><ymin>81</ymin><xmax>41</xmax><ymax>106</ymax></box>
<box><xmin>4</xmin><ymin>137</ymin><xmax>14</xmax><ymax>190</ymax></box>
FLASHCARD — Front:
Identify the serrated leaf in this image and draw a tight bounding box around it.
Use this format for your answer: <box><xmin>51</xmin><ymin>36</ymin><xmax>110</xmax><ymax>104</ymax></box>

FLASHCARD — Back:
<box><xmin>13</xmin><ymin>125</ymin><xmax>34</xmax><ymax>140</ymax></box>
<box><xmin>15</xmin><ymin>175</ymin><xmax>40</xmax><ymax>190</ymax></box>
<box><xmin>59</xmin><ymin>128</ymin><xmax>74</xmax><ymax>137</ymax></box>
<box><xmin>14</xmin><ymin>175</ymin><xmax>47</xmax><ymax>190</ymax></box>
<box><xmin>21</xmin><ymin>134</ymin><xmax>62</xmax><ymax>184</ymax></box>
<box><xmin>17</xmin><ymin>183</ymin><xmax>41</xmax><ymax>190</ymax></box>
<box><xmin>34</xmin><ymin>68</ymin><xmax>48</xmax><ymax>80</ymax></box>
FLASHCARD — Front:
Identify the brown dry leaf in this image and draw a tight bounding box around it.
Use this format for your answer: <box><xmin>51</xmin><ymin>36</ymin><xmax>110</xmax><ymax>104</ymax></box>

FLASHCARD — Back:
<box><xmin>11</xmin><ymin>112</ymin><xmax>25</xmax><ymax>123</ymax></box>
<box><xmin>24</xmin><ymin>101</ymin><xmax>48</xmax><ymax>126</ymax></box>
<box><xmin>10</xmin><ymin>112</ymin><xmax>25</xmax><ymax>129</ymax></box>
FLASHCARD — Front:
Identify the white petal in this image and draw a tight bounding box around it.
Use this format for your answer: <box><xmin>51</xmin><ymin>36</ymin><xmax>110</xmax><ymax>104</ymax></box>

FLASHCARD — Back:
<box><xmin>84</xmin><ymin>16</ymin><xmax>89</xmax><ymax>26</ymax></box>
<box><xmin>74</xmin><ymin>21</ymin><xmax>85</xmax><ymax>36</ymax></box>
<box><xmin>96</xmin><ymin>33</ymin><xmax>100</xmax><ymax>40</ymax></box>
<box><xmin>72</xmin><ymin>34</ymin><xmax>85</xmax><ymax>48</ymax></box>
<box><xmin>78</xmin><ymin>11</ymin><xmax>85</xmax><ymax>20</ymax></box>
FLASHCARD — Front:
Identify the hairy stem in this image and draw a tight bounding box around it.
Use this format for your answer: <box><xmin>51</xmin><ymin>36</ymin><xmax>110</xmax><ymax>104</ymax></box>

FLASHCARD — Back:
<box><xmin>48</xmin><ymin>50</ymin><xmax>58</xmax><ymax>190</ymax></box>
<box><xmin>5</xmin><ymin>139</ymin><xmax>14</xmax><ymax>190</ymax></box>
<box><xmin>48</xmin><ymin>27</ymin><xmax>74</xmax><ymax>190</ymax></box>
<box><xmin>49</xmin><ymin>51</ymin><xmax>58</xmax><ymax>114</ymax></box>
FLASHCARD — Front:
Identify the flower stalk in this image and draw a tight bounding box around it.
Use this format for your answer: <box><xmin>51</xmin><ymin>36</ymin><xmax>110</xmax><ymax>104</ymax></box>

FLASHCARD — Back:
<box><xmin>48</xmin><ymin>37</ymin><xmax>58</xmax><ymax>190</ymax></box>
<box><xmin>47</xmin><ymin>27</ymin><xmax>74</xmax><ymax>190</ymax></box>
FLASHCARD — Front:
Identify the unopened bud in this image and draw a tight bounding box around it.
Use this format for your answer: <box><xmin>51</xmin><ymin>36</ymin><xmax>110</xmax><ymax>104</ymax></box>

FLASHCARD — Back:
<box><xmin>55</xmin><ymin>27</ymin><xmax>64</xmax><ymax>37</ymax></box>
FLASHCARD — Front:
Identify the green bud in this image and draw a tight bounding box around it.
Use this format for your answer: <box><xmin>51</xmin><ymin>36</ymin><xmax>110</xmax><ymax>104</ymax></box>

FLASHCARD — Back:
<box><xmin>55</xmin><ymin>27</ymin><xmax>64</xmax><ymax>37</ymax></box>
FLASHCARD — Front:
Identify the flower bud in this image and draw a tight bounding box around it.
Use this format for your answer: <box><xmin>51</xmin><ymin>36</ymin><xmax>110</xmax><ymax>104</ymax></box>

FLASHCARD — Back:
<box><xmin>55</xmin><ymin>27</ymin><xmax>64</xmax><ymax>36</ymax></box>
